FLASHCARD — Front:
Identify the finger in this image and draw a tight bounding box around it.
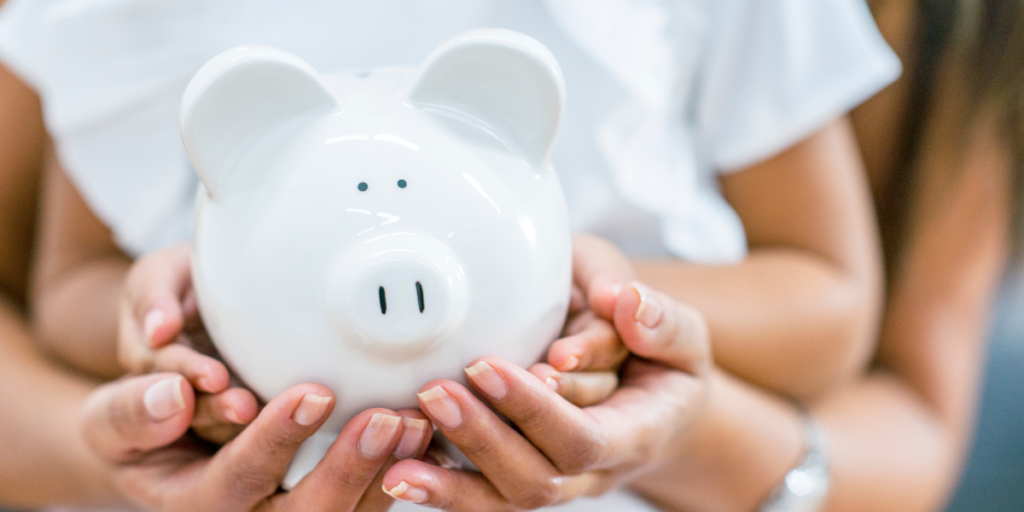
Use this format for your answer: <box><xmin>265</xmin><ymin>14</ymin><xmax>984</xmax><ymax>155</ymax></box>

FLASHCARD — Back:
<box><xmin>384</xmin><ymin>461</ymin><xmax>510</xmax><ymax>511</ymax></box>
<box><xmin>568</xmin><ymin>284</ymin><xmax>587</xmax><ymax>316</ymax></box>
<box><xmin>81</xmin><ymin>373</ymin><xmax>195</xmax><ymax>463</ymax></box>
<box><xmin>385</xmin><ymin>460</ymin><xmax>603</xmax><ymax>512</ymax></box>
<box><xmin>530</xmin><ymin>363</ymin><xmax>619</xmax><ymax>407</ymax></box>
<box><xmin>547</xmin><ymin>312</ymin><xmax>627</xmax><ymax>372</ymax></box>
<box><xmin>416</xmin><ymin>380</ymin><xmax>584</xmax><ymax>509</ymax></box>
<box><xmin>191</xmin><ymin>387</ymin><xmax>259</xmax><ymax>445</ymax></box>
<box><xmin>149</xmin><ymin>343</ymin><xmax>230</xmax><ymax>393</ymax></box>
<box><xmin>465</xmin><ymin>358</ymin><xmax>614</xmax><ymax>474</ymax></box>
<box><xmin>613</xmin><ymin>281</ymin><xmax>711</xmax><ymax>375</ymax></box>
<box><xmin>198</xmin><ymin>384</ymin><xmax>335</xmax><ymax>511</ymax></box>
<box><xmin>128</xmin><ymin>243</ymin><xmax>193</xmax><ymax>349</ymax></box>
<box><xmin>393</xmin><ymin>410</ymin><xmax>433</xmax><ymax>461</ymax></box>
<box><xmin>572</xmin><ymin>235</ymin><xmax>632</xmax><ymax>319</ymax></box>
<box><xmin>279</xmin><ymin>408</ymin><xmax>405</xmax><ymax>512</ymax></box>
<box><xmin>354</xmin><ymin>410</ymin><xmax>432</xmax><ymax>512</ymax></box>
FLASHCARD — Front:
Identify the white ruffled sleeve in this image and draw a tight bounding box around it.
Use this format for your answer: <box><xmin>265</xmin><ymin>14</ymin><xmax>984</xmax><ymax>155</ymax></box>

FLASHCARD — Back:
<box><xmin>696</xmin><ymin>0</ymin><xmax>901</xmax><ymax>172</ymax></box>
<box><xmin>0</xmin><ymin>0</ymin><xmax>211</xmax><ymax>257</ymax></box>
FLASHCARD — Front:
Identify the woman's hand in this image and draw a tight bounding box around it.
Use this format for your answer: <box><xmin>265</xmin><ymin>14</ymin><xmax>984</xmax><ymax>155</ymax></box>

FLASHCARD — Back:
<box><xmin>381</xmin><ymin>281</ymin><xmax>712</xmax><ymax>510</ymax></box>
<box><xmin>118</xmin><ymin>242</ymin><xmax>255</xmax><ymax>443</ymax></box>
<box><xmin>81</xmin><ymin>373</ymin><xmax>433</xmax><ymax>512</ymax></box>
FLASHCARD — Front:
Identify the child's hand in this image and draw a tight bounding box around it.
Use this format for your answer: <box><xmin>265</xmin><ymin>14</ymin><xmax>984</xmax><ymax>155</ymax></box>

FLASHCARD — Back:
<box><xmin>530</xmin><ymin>235</ymin><xmax>633</xmax><ymax>407</ymax></box>
<box><xmin>118</xmin><ymin>242</ymin><xmax>255</xmax><ymax>443</ymax></box>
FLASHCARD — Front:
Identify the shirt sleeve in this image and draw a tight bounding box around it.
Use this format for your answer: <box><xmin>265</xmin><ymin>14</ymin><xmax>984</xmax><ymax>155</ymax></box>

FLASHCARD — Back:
<box><xmin>695</xmin><ymin>0</ymin><xmax>901</xmax><ymax>172</ymax></box>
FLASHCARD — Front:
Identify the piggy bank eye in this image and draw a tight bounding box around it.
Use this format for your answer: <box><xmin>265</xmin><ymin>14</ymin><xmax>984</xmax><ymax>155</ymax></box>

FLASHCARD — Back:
<box><xmin>397</xmin><ymin>179</ymin><xmax>407</xmax><ymax>189</ymax></box>
<box><xmin>358</xmin><ymin>182</ymin><xmax>368</xmax><ymax>192</ymax></box>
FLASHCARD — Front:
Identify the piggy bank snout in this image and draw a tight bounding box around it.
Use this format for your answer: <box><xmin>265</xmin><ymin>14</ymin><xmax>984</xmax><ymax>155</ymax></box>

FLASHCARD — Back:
<box><xmin>327</xmin><ymin>236</ymin><xmax>466</xmax><ymax>355</ymax></box>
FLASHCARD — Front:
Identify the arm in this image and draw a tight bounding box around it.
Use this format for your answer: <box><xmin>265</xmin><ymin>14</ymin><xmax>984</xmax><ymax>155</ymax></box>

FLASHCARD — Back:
<box><xmin>31</xmin><ymin>147</ymin><xmax>131</xmax><ymax>379</ymax></box>
<box><xmin>631</xmin><ymin>117</ymin><xmax>1011</xmax><ymax>512</ymax></box>
<box><xmin>635</xmin><ymin>118</ymin><xmax>884</xmax><ymax>399</ymax></box>
<box><xmin>0</xmin><ymin>293</ymin><xmax>124</xmax><ymax>508</ymax></box>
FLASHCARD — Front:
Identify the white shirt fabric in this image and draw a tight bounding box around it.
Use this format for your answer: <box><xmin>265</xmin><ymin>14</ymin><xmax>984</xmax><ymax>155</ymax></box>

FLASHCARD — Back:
<box><xmin>0</xmin><ymin>0</ymin><xmax>899</xmax><ymax>264</ymax></box>
<box><xmin>0</xmin><ymin>1</ymin><xmax>898</xmax><ymax>510</ymax></box>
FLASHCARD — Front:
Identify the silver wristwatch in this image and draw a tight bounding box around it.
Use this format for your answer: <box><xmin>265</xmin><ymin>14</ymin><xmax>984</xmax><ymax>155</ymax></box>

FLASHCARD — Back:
<box><xmin>757</xmin><ymin>411</ymin><xmax>831</xmax><ymax>512</ymax></box>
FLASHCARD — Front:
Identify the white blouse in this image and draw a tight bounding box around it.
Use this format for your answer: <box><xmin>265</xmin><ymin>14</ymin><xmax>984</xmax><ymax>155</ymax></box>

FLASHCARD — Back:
<box><xmin>0</xmin><ymin>1</ymin><xmax>898</xmax><ymax>510</ymax></box>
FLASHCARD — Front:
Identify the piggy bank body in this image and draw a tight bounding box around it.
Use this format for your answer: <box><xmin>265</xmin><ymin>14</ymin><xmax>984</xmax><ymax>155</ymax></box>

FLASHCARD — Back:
<box><xmin>181</xmin><ymin>30</ymin><xmax>571</xmax><ymax>488</ymax></box>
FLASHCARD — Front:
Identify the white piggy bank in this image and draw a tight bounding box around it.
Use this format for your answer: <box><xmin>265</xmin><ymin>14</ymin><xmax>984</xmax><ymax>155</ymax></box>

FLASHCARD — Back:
<box><xmin>181</xmin><ymin>30</ymin><xmax>571</xmax><ymax>488</ymax></box>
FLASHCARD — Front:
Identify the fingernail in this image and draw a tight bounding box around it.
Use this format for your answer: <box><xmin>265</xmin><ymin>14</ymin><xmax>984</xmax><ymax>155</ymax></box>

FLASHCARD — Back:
<box><xmin>546</xmin><ymin>376</ymin><xmax>559</xmax><ymax>392</ymax></box>
<box><xmin>464</xmin><ymin>361</ymin><xmax>508</xmax><ymax>400</ymax></box>
<box><xmin>359</xmin><ymin>413</ymin><xmax>402</xmax><ymax>458</ymax></box>
<box><xmin>383</xmin><ymin>481</ymin><xmax>428</xmax><ymax>503</ymax></box>
<box><xmin>394</xmin><ymin>417</ymin><xmax>430</xmax><ymax>459</ymax></box>
<box><xmin>561</xmin><ymin>354</ymin><xmax>580</xmax><ymax>371</ymax></box>
<box><xmin>633</xmin><ymin>284</ymin><xmax>663</xmax><ymax>329</ymax></box>
<box><xmin>225</xmin><ymin>408</ymin><xmax>242</xmax><ymax>424</ymax></box>
<box><xmin>418</xmin><ymin>386</ymin><xmax>463</xmax><ymax>429</ymax></box>
<box><xmin>143</xmin><ymin>375</ymin><xmax>186</xmax><ymax>421</ymax></box>
<box><xmin>143</xmin><ymin>309</ymin><xmax>165</xmax><ymax>342</ymax></box>
<box><xmin>611</xmin><ymin>283</ymin><xmax>623</xmax><ymax>296</ymax></box>
<box><xmin>293</xmin><ymin>394</ymin><xmax>332</xmax><ymax>426</ymax></box>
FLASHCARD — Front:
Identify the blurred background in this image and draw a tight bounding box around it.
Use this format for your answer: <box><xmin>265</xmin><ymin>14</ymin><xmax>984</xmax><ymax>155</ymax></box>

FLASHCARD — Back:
<box><xmin>946</xmin><ymin>272</ymin><xmax>1024</xmax><ymax>512</ymax></box>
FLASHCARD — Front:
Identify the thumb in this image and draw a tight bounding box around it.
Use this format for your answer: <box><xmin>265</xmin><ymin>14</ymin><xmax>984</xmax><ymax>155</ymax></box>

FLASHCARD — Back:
<box><xmin>613</xmin><ymin>281</ymin><xmax>711</xmax><ymax>376</ymax></box>
<box><xmin>571</xmin><ymin>235</ymin><xmax>632</xmax><ymax>320</ymax></box>
<box><xmin>123</xmin><ymin>243</ymin><xmax>192</xmax><ymax>350</ymax></box>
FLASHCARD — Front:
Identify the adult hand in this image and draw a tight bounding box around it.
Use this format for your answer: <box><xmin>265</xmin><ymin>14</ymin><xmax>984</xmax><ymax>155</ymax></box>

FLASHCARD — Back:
<box><xmin>118</xmin><ymin>242</ymin><xmax>254</xmax><ymax>443</ymax></box>
<box><xmin>81</xmin><ymin>373</ymin><xmax>433</xmax><ymax>512</ymax></box>
<box><xmin>381</xmin><ymin>280</ymin><xmax>712</xmax><ymax>510</ymax></box>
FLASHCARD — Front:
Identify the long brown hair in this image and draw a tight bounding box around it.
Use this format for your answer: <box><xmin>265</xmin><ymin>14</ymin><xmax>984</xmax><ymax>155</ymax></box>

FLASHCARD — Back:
<box><xmin>881</xmin><ymin>0</ymin><xmax>1024</xmax><ymax>268</ymax></box>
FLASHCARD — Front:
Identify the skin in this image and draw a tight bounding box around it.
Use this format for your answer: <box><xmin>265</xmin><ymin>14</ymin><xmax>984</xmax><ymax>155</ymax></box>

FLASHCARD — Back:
<box><xmin>403</xmin><ymin>1</ymin><xmax>1010</xmax><ymax>511</ymax></box>
<box><xmin>0</xmin><ymin>60</ymin><xmax>123</xmax><ymax>509</ymax></box>
<box><xmin>2</xmin><ymin>1</ymin><xmax>1006</xmax><ymax>510</ymax></box>
<box><xmin>633</xmin><ymin>117</ymin><xmax>883</xmax><ymax>399</ymax></box>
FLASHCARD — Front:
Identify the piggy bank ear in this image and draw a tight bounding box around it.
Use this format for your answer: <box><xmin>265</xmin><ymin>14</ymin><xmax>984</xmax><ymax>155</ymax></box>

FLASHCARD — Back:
<box><xmin>180</xmin><ymin>46</ymin><xmax>337</xmax><ymax>199</ymax></box>
<box><xmin>408</xmin><ymin>29</ymin><xmax>565</xmax><ymax>168</ymax></box>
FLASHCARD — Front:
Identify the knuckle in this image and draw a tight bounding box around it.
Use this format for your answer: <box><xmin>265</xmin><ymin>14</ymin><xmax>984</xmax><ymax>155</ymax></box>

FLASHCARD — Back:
<box><xmin>510</xmin><ymin>389</ymin><xmax>553</xmax><ymax>430</ymax></box>
<box><xmin>510</xmin><ymin>479</ymin><xmax>561</xmax><ymax>510</ymax></box>
<box><xmin>555</xmin><ymin>428</ymin><xmax>604</xmax><ymax>474</ymax></box>
<box><xmin>224</xmin><ymin>464</ymin><xmax>277</xmax><ymax>502</ymax></box>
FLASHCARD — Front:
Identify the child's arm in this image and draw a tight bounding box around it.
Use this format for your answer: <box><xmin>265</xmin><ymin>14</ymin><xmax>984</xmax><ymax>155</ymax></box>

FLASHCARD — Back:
<box><xmin>30</xmin><ymin>149</ymin><xmax>130</xmax><ymax>379</ymax></box>
<box><xmin>635</xmin><ymin>118</ymin><xmax>883</xmax><ymax>399</ymax></box>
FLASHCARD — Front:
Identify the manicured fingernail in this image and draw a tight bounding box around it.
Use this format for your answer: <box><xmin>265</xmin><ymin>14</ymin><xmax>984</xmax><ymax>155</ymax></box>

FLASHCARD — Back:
<box><xmin>359</xmin><ymin>413</ymin><xmax>402</xmax><ymax>458</ymax></box>
<box><xmin>383</xmin><ymin>481</ymin><xmax>428</xmax><ymax>503</ymax></box>
<box><xmin>143</xmin><ymin>309</ymin><xmax>165</xmax><ymax>342</ymax></box>
<box><xmin>418</xmin><ymin>386</ymin><xmax>463</xmax><ymax>429</ymax></box>
<box><xmin>633</xmin><ymin>284</ymin><xmax>663</xmax><ymax>329</ymax></box>
<box><xmin>546</xmin><ymin>376</ymin><xmax>559</xmax><ymax>392</ymax></box>
<box><xmin>394</xmin><ymin>417</ymin><xmax>430</xmax><ymax>459</ymax></box>
<box><xmin>465</xmin><ymin>361</ymin><xmax>508</xmax><ymax>400</ymax></box>
<box><xmin>143</xmin><ymin>375</ymin><xmax>186</xmax><ymax>421</ymax></box>
<box><xmin>293</xmin><ymin>394</ymin><xmax>332</xmax><ymax>426</ymax></box>
<box><xmin>561</xmin><ymin>354</ymin><xmax>580</xmax><ymax>371</ymax></box>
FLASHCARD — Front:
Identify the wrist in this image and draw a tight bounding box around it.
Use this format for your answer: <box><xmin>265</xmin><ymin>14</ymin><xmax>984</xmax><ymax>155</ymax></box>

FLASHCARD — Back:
<box><xmin>630</xmin><ymin>368</ymin><xmax>805</xmax><ymax>512</ymax></box>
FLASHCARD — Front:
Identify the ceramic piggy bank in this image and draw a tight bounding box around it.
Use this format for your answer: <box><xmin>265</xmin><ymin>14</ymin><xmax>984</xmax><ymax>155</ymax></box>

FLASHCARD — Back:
<box><xmin>181</xmin><ymin>29</ymin><xmax>571</xmax><ymax>488</ymax></box>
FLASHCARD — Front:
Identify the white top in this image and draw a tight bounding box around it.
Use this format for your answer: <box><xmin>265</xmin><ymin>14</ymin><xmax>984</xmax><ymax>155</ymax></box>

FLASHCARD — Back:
<box><xmin>0</xmin><ymin>0</ymin><xmax>898</xmax><ymax>264</ymax></box>
<box><xmin>0</xmin><ymin>1</ymin><xmax>898</xmax><ymax>510</ymax></box>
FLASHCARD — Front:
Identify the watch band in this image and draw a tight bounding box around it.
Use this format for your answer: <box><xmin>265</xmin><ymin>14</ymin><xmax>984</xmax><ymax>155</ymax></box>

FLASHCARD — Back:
<box><xmin>757</xmin><ymin>411</ymin><xmax>831</xmax><ymax>512</ymax></box>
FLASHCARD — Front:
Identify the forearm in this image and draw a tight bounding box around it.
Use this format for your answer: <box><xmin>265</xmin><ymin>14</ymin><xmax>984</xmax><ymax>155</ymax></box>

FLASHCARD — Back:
<box><xmin>0</xmin><ymin>297</ymin><xmax>125</xmax><ymax>509</ymax></box>
<box><xmin>635</xmin><ymin>250</ymin><xmax>877</xmax><ymax>399</ymax></box>
<box><xmin>31</xmin><ymin>150</ymin><xmax>132</xmax><ymax>379</ymax></box>
<box><xmin>32</xmin><ymin>256</ymin><xmax>128</xmax><ymax>378</ymax></box>
<box><xmin>630</xmin><ymin>369</ymin><xmax>958</xmax><ymax>512</ymax></box>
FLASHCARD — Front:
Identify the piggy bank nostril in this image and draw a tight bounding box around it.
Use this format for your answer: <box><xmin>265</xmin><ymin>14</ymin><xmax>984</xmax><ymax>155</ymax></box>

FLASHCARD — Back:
<box><xmin>379</xmin><ymin>286</ymin><xmax>387</xmax><ymax>314</ymax></box>
<box><xmin>416</xmin><ymin>281</ymin><xmax>424</xmax><ymax>313</ymax></box>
